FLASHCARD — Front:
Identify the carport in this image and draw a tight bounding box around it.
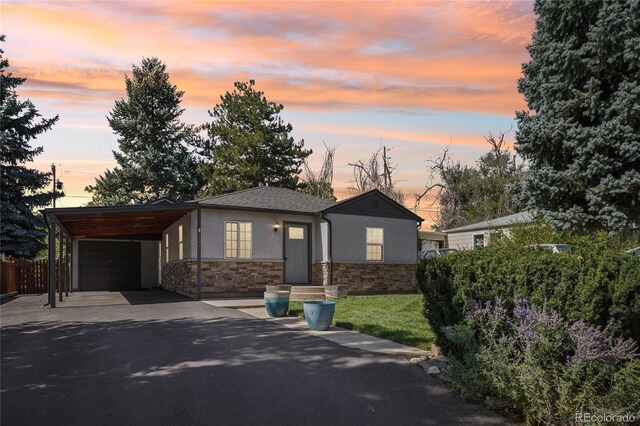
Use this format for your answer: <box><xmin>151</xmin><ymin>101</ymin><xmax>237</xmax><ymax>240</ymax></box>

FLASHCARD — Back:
<box><xmin>42</xmin><ymin>202</ymin><xmax>201</xmax><ymax>307</ymax></box>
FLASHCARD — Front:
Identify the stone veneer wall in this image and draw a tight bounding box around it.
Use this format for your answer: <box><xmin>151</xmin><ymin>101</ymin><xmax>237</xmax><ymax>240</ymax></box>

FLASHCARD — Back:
<box><xmin>162</xmin><ymin>260</ymin><xmax>284</xmax><ymax>297</ymax></box>
<box><xmin>162</xmin><ymin>260</ymin><xmax>196</xmax><ymax>297</ymax></box>
<box><xmin>326</xmin><ymin>262</ymin><xmax>417</xmax><ymax>294</ymax></box>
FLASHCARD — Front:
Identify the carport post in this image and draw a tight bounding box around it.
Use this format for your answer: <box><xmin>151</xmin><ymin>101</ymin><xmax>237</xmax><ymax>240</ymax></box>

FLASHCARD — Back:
<box><xmin>65</xmin><ymin>235</ymin><xmax>70</xmax><ymax>297</ymax></box>
<box><xmin>48</xmin><ymin>219</ymin><xmax>56</xmax><ymax>308</ymax></box>
<box><xmin>58</xmin><ymin>231</ymin><xmax>64</xmax><ymax>302</ymax></box>
<box><xmin>196</xmin><ymin>204</ymin><xmax>202</xmax><ymax>300</ymax></box>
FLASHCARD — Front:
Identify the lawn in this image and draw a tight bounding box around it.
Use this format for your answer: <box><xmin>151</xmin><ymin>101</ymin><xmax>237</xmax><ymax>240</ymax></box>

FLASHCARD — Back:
<box><xmin>288</xmin><ymin>294</ymin><xmax>435</xmax><ymax>350</ymax></box>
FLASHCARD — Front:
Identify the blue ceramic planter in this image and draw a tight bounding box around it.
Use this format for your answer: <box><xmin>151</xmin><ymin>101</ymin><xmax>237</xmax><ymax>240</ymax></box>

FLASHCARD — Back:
<box><xmin>264</xmin><ymin>290</ymin><xmax>290</xmax><ymax>317</ymax></box>
<box><xmin>303</xmin><ymin>301</ymin><xmax>336</xmax><ymax>331</ymax></box>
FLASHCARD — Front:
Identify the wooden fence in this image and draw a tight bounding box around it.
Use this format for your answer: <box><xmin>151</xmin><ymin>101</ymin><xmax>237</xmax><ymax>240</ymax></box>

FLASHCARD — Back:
<box><xmin>1</xmin><ymin>259</ymin><xmax>51</xmax><ymax>295</ymax></box>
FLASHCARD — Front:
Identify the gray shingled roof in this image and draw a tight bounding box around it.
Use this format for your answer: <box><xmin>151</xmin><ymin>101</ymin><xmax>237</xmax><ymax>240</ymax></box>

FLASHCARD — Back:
<box><xmin>197</xmin><ymin>186</ymin><xmax>336</xmax><ymax>214</ymax></box>
<box><xmin>445</xmin><ymin>211</ymin><xmax>533</xmax><ymax>233</ymax></box>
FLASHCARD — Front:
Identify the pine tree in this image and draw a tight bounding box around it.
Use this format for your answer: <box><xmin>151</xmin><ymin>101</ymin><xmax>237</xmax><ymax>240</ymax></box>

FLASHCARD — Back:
<box><xmin>199</xmin><ymin>80</ymin><xmax>311</xmax><ymax>195</ymax></box>
<box><xmin>86</xmin><ymin>57</ymin><xmax>201</xmax><ymax>205</ymax></box>
<box><xmin>0</xmin><ymin>35</ymin><xmax>59</xmax><ymax>258</ymax></box>
<box><xmin>514</xmin><ymin>0</ymin><xmax>640</xmax><ymax>232</ymax></box>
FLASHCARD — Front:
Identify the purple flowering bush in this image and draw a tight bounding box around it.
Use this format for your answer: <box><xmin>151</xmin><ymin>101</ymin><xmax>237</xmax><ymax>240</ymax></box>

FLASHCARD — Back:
<box><xmin>443</xmin><ymin>298</ymin><xmax>639</xmax><ymax>424</ymax></box>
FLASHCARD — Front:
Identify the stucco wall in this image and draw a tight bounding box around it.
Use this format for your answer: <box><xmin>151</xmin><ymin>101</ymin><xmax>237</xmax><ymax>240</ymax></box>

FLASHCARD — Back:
<box><xmin>162</xmin><ymin>212</ymin><xmax>192</xmax><ymax>263</ymax></box>
<box><xmin>181</xmin><ymin>208</ymin><xmax>321</xmax><ymax>262</ymax></box>
<box><xmin>327</xmin><ymin>213</ymin><xmax>417</xmax><ymax>263</ymax></box>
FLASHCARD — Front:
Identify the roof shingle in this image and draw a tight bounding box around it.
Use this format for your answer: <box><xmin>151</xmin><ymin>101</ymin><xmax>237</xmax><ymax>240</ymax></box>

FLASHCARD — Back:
<box><xmin>197</xmin><ymin>186</ymin><xmax>336</xmax><ymax>214</ymax></box>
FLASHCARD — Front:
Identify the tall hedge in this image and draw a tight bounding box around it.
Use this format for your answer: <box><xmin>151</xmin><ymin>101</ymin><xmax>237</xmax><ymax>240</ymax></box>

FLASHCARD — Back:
<box><xmin>417</xmin><ymin>237</ymin><xmax>640</xmax><ymax>352</ymax></box>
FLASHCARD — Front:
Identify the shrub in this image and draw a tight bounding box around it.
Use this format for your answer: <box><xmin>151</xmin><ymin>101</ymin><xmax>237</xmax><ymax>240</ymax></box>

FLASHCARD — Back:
<box><xmin>417</xmin><ymin>225</ymin><xmax>640</xmax><ymax>353</ymax></box>
<box><xmin>443</xmin><ymin>298</ymin><xmax>638</xmax><ymax>425</ymax></box>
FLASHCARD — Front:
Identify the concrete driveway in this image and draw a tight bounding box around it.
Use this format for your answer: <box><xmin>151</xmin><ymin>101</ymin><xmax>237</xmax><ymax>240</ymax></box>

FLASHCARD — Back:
<box><xmin>1</xmin><ymin>291</ymin><xmax>514</xmax><ymax>426</ymax></box>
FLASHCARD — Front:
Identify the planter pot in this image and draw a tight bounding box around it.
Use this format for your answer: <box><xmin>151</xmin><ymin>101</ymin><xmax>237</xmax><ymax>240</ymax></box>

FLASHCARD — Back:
<box><xmin>303</xmin><ymin>300</ymin><xmax>336</xmax><ymax>331</ymax></box>
<box><xmin>264</xmin><ymin>290</ymin><xmax>290</xmax><ymax>318</ymax></box>
<box><xmin>265</xmin><ymin>285</ymin><xmax>292</xmax><ymax>292</ymax></box>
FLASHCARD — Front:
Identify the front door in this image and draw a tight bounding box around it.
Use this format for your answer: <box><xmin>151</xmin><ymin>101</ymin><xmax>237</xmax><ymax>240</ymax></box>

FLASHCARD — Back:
<box><xmin>284</xmin><ymin>223</ymin><xmax>310</xmax><ymax>284</ymax></box>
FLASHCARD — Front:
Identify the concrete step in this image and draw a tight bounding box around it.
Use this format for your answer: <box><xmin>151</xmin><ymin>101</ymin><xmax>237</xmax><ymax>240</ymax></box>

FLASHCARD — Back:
<box><xmin>290</xmin><ymin>292</ymin><xmax>326</xmax><ymax>302</ymax></box>
<box><xmin>290</xmin><ymin>286</ymin><xmax>325</xmax><ymax>294</ymax></box>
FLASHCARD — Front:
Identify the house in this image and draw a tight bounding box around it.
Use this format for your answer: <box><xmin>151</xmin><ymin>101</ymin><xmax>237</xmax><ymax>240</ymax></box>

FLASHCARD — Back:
<box><xmin>43</xmin><ymin>187</ymin><xmax>422</xmax><ymax>299</ymax></box>
<box><xmin>445</xmin><ymin>211</ymin><xmax>532</xmax><ymax>250</ymax></box>
<box><xmin>419</xmin><ymin>230</ymin><xmax>447</xmax><ymax>250</ymax></box>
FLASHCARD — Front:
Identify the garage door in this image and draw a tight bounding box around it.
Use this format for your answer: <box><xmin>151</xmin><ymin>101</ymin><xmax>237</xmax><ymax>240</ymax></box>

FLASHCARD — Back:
<box><xmin>79</xmin><ymin>241</ymin><xmax>141</xmax><ymax>291</ymax></box>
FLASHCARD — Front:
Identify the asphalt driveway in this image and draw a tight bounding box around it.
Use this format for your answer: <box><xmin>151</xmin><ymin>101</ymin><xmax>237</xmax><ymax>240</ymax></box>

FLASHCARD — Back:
<box><xmin>1</xmin><ymin>291</ymin><xmax>514</xmax><ymax>426</ymax></box>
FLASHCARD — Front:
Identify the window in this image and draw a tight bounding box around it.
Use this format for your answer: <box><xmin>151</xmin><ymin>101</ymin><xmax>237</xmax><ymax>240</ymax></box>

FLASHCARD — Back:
<box><xmin>178</xmin><ymin>224</ymin><xmax>184</xmax><ymax>260</ymax></box>
<box><xmin>288</xmin><ymin>226</ymin><xmax>304</xmax><ymax>240</ymax></box>
<box><xmin>473</xmin><ymin>233</ymin><xmax>485</xmax><ymax>250</ymax></box>
<box><xmin>225</xmin><ymin>222</ymin><xmax>252</xmax><ymax>259</ymax></box>
<box><xmin>366</xmin><ymin>227</ymin><xmax>384</xmax><ymax>261</ymax></box>
<box><xmin>165</xmin><ymin>233</ymin><xmax>169</xmax><ymax>262</ymax></box>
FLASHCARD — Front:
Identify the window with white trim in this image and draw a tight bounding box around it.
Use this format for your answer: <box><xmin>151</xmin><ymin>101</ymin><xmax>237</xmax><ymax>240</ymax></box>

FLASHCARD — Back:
<box><xmin>366</xmin><ymin>227</ymin><xmax>384</xmax><ymax>261</ymax></box>
<box><xmin>178</xmin><ymin>224</ymin><xmax>184</xmax><ymax>260</ymax></box>
<box><xmin>165</xmin><ymin>233</ymin><xmax>169</xmax><ymax>262</ymax></box>
<box><xmin>473</xmin><ymin>233</ymin><xmax>485</xmax><ymax>250</ymax></box>
<box><xmin>225</xmin><ymin>222</ymin><xmax>252</xmax><ymax>259</ymax></box>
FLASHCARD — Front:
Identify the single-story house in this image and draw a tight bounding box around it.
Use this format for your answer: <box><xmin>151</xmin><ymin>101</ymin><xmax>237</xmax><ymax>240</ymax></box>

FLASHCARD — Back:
<box><xmin>43</xmin><ymin>187</ymin><xmax>422</xmax><ymax>299</ymax></box>
<box><xmin>445</xmin><ymin>211</ymin><xmax>532</xmax><ymax>250</ymax></box>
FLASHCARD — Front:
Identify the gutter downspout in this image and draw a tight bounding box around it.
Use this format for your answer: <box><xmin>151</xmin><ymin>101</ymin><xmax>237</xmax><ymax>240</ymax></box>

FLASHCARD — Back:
<box><xmin>321</xmin><ymin>211</ymin><xmax>333</xmax><ymax>286</ymax></box>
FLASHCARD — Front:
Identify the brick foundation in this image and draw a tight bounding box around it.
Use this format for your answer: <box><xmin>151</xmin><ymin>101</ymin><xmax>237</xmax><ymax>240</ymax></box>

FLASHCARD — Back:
<box><xmin>162</xmin><ymin>260</ymin><xmax>284</xmax><ymax>297</ymax></box>
<box><xmin>161</xmin><ymin>260</ymin><xmax>196</xmax><ymax>297</ymax></box>
<box><xmin>162</xmin><ymin>259</ymin><xmax>417</xmax><ymax>297</ymax></box>
<box><xmin>330</xmin><ymin>262</ymin><xmax>417</xmax><ymax>294</ymax></box>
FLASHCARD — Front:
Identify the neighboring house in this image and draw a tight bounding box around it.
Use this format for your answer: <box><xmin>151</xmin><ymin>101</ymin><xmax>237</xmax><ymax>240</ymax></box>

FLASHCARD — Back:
<box><xmin>445</xmin><ymin>211</ymin><xmax>532</xmax><ymax>250</ymax></box>
<box><xmin>419</xmin><ymin>231</ymin><xmax>447</xmax><ymax>250</ymax></box>
<box><xmin>44</xmin><ymin>187</ymin><xmax>422</xmax><ymax>298</ymax></box>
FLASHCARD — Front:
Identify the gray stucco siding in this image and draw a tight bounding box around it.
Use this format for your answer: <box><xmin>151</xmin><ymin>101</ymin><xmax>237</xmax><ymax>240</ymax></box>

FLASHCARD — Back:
<box><xmin>188</xmin><ymin>208</ymin><xmax>320</xmax><ymax>262</ymax></box>
<box><xmin>327</xmin><ymin>213</ymin><xmax>417</xmax><ymax>263</ymax></box>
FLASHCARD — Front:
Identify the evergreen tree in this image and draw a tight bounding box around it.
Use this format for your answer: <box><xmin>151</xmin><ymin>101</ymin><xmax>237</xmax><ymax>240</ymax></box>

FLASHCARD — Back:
<box><xmin>199</xmin><ymin>80</ymin><xmax>311</xmax><ymax>195</ymax></box>
<box><xmin>0</xmin><ymin>35</ymin><xmax>59</xmax><ymax>258</ymax></box>
<box><xmin>514</xmin><ymin>0</ymin><xmax>640</xmax><ymax>232</ymax></box>
<box><xmin>86</xmin><ymin>57</ymin><xmax>201</xmax><ymax>205</ymax></box>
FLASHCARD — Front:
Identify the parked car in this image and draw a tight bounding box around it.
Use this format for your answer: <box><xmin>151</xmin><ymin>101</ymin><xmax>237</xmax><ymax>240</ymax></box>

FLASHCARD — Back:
<box><xmin>418</xmin><ymin>248</ymin><xmax>458</xmax><ymax>259</ymax></box>
<box><xmin>627</xmin><ymin>246</ymin><xmax>640</xmax><ymax>255</ymax></box>
<box><xmin>528</xmin><ymin>244</ymin><xmax>572</xmax><ymax>253</ymax></box>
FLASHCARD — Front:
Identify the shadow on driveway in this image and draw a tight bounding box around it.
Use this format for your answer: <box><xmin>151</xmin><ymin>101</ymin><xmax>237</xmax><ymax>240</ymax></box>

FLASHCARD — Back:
<box><xmin>1</xmin><ymin>293</ymin><xmax>515</xmax><ymax>426</ymax></box>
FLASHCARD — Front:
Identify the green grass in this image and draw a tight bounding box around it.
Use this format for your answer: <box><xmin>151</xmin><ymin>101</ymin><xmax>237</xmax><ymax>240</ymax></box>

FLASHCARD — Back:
<box><xmin>288</xmin><ymin>294</ymin><xmax>435</xmax><ymax>350</ymax></box>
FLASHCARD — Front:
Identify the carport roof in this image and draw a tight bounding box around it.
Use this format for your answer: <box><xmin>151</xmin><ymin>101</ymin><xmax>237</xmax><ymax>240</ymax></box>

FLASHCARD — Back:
<box><xmin>43</xmin><ymin>202</ymin><xmax>196</xmax><ymax>239</ymax></box>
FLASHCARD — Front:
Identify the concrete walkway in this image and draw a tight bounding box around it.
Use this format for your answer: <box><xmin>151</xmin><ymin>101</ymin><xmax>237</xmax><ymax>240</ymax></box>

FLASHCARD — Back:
<box><xmin>236</xmin><ymin>306</ymin><xmax>430</xmax><ymax>358</ymax></box>
<box><xmin>202</xmin><ymin>298</ymin><xmax>264</xmax><ymax>309</ymax></box>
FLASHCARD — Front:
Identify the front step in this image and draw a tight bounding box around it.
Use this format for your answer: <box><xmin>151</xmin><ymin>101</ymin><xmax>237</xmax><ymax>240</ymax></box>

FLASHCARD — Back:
<box><xmin>290</xmin><ymin>286</ymin><xmax>326</xmax><ymax>301</ymax></box>
<box><xmin>290</xmin><ymin>286</ymin><xmax>325</xmax><ymax>294</ymax></box>
<box><xmin>290</xmin><ymin>292</ymin><xmax>326</xmax><ymax>302</ymax></box>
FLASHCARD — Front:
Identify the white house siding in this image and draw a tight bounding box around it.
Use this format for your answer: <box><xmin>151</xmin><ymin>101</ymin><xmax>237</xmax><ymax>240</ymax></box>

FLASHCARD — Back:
<box><xmin>327</xmin><ymin>213</ymin><xmax>417</xmax><ymax>263</ymax></box>
<box><xmin>447</xmin><ymin>230</ymin><xmax>490</xmax><ymax>250</ymax></box>
<box><xmin>71</xmin><ymin>239</ymin><xmax>159</xmax><ymax>290</ymax></box>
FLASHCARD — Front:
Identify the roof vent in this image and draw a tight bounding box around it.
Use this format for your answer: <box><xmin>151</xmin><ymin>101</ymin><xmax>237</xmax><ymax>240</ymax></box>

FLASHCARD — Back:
<box><xmin>371</xmin><ymin>197</ymin><xmax>379</xmax><ymax>208</ymax></box>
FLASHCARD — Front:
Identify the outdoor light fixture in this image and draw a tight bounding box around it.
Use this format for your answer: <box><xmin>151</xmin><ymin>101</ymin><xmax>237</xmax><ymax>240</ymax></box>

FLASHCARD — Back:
<box><xmin>274</xmin><ymin>222</ymin><xmax>280</xmax><ymax>232</ymax></box>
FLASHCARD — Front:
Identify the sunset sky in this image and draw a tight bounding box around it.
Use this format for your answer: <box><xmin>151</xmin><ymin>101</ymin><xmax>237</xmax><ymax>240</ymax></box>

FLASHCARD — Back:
<box><xmin>2</xmin><ymin>0</ymin><xmax>535</xmax><ymax>224</ymax></box>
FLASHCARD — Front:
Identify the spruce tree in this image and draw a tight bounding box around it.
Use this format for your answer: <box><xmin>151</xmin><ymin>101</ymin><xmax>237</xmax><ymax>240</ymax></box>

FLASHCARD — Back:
<box><xmin>514</xmin><ymin>0</ymin><xmax>640</xmax><ymax>232</ymax></box>
<box><xmin>86</xmin><ymin>57</ymin><xmax>201</xmax><ymax>205</ymax></box>
<box><xmin>0</xmin><ymin>35</ymin><xmax>59</xmax><ymax>258</ymax></box>
<box><xmin>199</xmin><ymin>80</ymin><xmax>311</xmax><ymax>195</ymax></box>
